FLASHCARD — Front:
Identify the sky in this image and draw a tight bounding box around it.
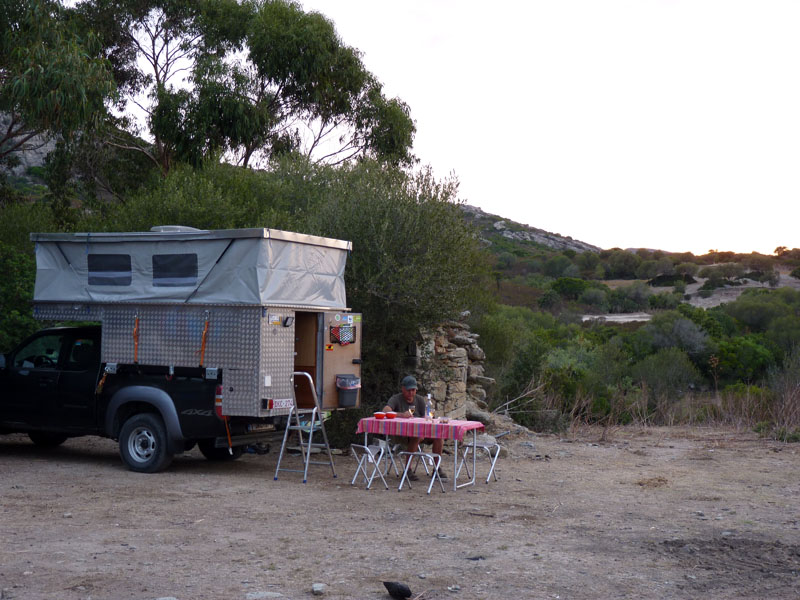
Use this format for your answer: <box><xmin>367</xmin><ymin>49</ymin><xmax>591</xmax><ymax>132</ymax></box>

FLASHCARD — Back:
<box><xmin>299</xmin><ymin>0</ymin><xmax>800</xmax><ymax>255</ymax></box>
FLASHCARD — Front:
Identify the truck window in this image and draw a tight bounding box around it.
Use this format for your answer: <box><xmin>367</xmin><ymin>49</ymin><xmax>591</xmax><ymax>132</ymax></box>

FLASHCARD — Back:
<box><xmin>13</xmin><ymin>333</ymin><xmax>68</xmax><ymax>369</ymax></box>
<box><xmin>88</xmin><ymin>254</ymin><xmax>132</xmax><ymax>286</ymax></box>
<box><xmin>152</xmin><ymin>254</ymin><xmax>198</xmax><ymax>287</ymax></box>
<box><xmin>66</xmin><ymin>338</ymin><xmax>100</xmax><ymax>371</ymax></box>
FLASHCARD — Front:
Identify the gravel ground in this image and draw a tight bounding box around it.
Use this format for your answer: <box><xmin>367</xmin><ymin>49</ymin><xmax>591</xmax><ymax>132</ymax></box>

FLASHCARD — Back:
<box><xmin>1</xmin><ymin>425</ymin><xmax>798</xmax><ymax>600</ymax></box>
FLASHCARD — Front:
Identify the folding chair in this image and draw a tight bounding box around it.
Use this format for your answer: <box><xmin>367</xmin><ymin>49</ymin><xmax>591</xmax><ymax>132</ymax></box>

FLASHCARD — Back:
<box><xmin>456</xmin><ymin>441</ymin><xmax>501</xmax><ymax>484</ymax></box>
<box><xmin>350</xmin><ymin>444</ymin><xmax>389</xmax><ymax>490</ymax></box>
<box><xmin>376</xmin><ymin>438</ymin><xmax>401</xmax><ymax>477</ymax></box>
<box><xmin>398</xmin><ymin>451</ymin><xmax>445</xmax><ymax>494</ymax></box>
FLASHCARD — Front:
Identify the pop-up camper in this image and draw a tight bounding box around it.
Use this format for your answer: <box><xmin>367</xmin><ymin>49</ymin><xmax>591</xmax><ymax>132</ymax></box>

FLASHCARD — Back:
<box><xmin>30</xmin><ymin>226</ymin><xmax>362</xmax><ymax>417</ymax></box>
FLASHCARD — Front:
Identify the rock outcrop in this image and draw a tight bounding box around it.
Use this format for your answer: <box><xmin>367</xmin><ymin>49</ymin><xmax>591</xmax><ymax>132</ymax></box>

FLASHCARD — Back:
<box><xmin>412</xmin><ymin>311</ymin><xmax>495</xmax><ymax>419</ymax></box>
<box><xmin>461</xmin><ymin>204</ymin><xmax>601</xmax><ymax>253</ymax></box>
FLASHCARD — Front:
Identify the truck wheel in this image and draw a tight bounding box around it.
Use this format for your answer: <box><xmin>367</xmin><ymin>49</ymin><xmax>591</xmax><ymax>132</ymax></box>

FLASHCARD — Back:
<box><xmin>28</xmin><ymin>432</ymin><xmax>69</xmax><ymax>447</ymax></box>
<box><xmin>198</xmin><ymin>440</ymin><xmax>243</xmax><ymax>461</ymax></box>
<box><xmin>119</xmin><ymin>413</ymin><xmax>174</xmax><ymax>473</ymax></box>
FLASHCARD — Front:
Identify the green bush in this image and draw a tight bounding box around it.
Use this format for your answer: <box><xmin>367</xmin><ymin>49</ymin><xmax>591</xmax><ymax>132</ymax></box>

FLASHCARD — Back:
<box><xmin>630</xmin><ymin>347</ymin><xmax>701</xmax><ymax>407</ymax></box>
<box><xmin>551</xmin><ymin>277</ymin><xmax>590</xmax><ymax>300</ymax></box>
<box><xmin>716</xmin><ymin>335</ymin><xmax>775</xmax><ymax>383</ymax></box>
<box><xmin>578</xmin><ymin>288</ymin><xmax>608</xmax><ymax>311</ymax></box>
<box><xmin>0</xmin><ymin>243</ymin><xmax>40</xmax><ymax>350</ymax></box>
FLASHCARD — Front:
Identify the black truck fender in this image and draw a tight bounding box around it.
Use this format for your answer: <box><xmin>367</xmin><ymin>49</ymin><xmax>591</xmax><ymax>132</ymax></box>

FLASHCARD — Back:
<box><xmin>104</xmin><ymin>385</ymin><xmax>185</xmax><ymax>455</ymax></box>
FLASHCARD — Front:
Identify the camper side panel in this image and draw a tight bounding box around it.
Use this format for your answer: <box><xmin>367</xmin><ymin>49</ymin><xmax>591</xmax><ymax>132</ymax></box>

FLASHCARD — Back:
<box><xmin>255</xmin><ymin>308</ymin><xmax>296</xmax><ymax>417</ymax></box>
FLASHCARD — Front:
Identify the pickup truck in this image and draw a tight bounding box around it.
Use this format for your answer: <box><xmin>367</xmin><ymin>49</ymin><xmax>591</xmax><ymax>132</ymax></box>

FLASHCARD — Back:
<box><xmin>0</xmin><ymin>325</ymin><xmax>272</xmax><ymax>472</ymax></box>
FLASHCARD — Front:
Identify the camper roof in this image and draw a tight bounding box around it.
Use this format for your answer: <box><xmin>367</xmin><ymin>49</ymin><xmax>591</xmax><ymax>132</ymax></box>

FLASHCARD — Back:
<box><xmin>30</xmin><ymin>226</ymin><xmax>352</xmax><ymax>250</ymax></box>
<box><xmin>31</xmin><ymin>227</ymin><xmax>351</xmax><ymax>308</ymax></box>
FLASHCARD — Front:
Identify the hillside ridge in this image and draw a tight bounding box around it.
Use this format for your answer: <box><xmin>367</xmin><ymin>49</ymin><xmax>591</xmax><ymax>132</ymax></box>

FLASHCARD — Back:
<box><xmin>461</xmin><ymin>203</ymin><xmax>602</xmax><ymax>254</ymax></box>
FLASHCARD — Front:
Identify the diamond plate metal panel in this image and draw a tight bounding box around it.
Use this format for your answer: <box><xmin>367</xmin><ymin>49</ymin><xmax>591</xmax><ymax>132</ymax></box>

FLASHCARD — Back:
<box><xmin>258</xmin><ymin>307</ymin><xmax>297</xmax><ymax>417</ymax></box>
<box><xmin>219</xmin><ymin>368</ymin><xmax>260</xmax><ymax>416</ymax></box>
<box><xmin>33</xmin><ymin>302</ymin><xmax>104</xmax><ymax>322</ymax></box>
<box><xmin>31</xmin><ymin>302</ymin><xmax>304</xmax><ymax>418</ymax></box>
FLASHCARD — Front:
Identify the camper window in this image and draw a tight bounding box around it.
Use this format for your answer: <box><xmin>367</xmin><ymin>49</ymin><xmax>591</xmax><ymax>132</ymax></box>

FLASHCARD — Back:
<box><xmin>88</xmin><ymin>254</ymin><xmax>132</xmax><ymax>286</ymax></box>
<box><xmin>152</xmin><ymin>254</ymin><xmax>198</xmax><ymax>287</ymax></box>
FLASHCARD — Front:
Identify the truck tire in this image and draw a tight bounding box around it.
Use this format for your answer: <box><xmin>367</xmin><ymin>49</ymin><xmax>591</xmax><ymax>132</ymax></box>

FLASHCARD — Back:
<box><xmin>198</xmin><ymin>440</ymin><xmax>243</xmax><ymax>461</ymax></box>
<box><xmin>119</xmin><ymin>413</ymin><xmax>174</xmax><ymax>473</ymax></box>
<box><xmin>28</xmin><ymin>432</ymin><xmax>69</xmax><ymax>447</ymax></box>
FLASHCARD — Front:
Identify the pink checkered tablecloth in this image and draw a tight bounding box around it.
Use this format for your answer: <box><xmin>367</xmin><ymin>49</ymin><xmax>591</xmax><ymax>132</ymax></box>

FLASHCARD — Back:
<box><xmin>356</xmin><ymin>417</ymin><xmax>484</xmax><ymax>441</ymax></box>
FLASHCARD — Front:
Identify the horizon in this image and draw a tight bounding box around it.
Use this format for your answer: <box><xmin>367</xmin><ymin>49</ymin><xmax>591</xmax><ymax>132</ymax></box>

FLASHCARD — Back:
<box><xmin>467</xmin><ymin>203</ymin><xmax>785</xmax><ymax>257</ymax></box>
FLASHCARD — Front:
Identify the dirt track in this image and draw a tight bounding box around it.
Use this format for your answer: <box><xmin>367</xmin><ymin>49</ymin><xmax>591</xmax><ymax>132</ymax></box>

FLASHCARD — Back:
<box><xmin>1</xmin><ymin>426</ymin><xmax>798</xmax><ymax>600</ymax></box>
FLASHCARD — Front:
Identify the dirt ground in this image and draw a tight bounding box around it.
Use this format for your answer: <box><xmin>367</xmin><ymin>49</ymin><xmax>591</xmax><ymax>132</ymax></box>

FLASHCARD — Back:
<box><xmin>1</xmin><ymin>425</ymin><xmax>799</xmax><ymax>600</ymax></box>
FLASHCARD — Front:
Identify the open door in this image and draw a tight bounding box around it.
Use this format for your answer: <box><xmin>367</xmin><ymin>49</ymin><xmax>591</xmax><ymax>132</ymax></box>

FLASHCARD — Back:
<box><xmin>292</xmin><ymin>311</ymin><xmax>319</xmax><ymax>409</ymax></box>
<box><xmin>319</xmin><ymin>311</ymin><xmax>362</xmax><ymax>409</ymax></box>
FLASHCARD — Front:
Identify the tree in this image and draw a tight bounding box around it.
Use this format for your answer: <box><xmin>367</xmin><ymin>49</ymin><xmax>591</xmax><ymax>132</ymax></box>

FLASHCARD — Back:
<box><xmin>607</xmin><ymin>249</ymin><xmax>641</xmax><ymax>279</ymax></box>
<box><xmin>635</xmin><ymin>260</ymin><xmax>659</xmax><ymax>280</ymax></box>
<box><xmin>302</xmin><ymin>162</ymin><xmax>489</xmax><ymax>393</ymax></box>
<box><xmin>640</xmin><ymin>311</ymin><xmax>710</xmax><ymax>360</ymax></box>
<box><xmin>543</xmin><ymin>254</ymin><xmax>572</xmax><ymax>278</ymax></box>
<box><xmin>675</xmin><ymin>262</ymin><xmax>699</xmax><ymax>278</ymax></box>
<box><xmin>74</xmin><ymin>0</ymin><xmax>415</xmax><ymax>173</ymax></box>
<box><xmin>0</xmin><ymin>0</ymin><xmax>114</xmax><ymax>172</ymax></box>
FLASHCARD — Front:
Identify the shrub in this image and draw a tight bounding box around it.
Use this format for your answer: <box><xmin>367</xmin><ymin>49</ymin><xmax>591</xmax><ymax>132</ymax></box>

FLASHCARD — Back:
<box><xmin>648</xmin><ymin>292</ymin><xmax>680</xmax><ymax>310</ymax></box>
<box><xmin>551</xmin><ymin>277</ymin><xmax>590</xmax><ymax>300</ymax></box>
<box><xmin>538</xmin><ymin>289</ymin><xmax>560</xmax><ymax>309</ymax></box>
<box><xmin>0</xmin><ymin>243</ymin><xmax>41</xmax><ymax>350</ymax></box>
<box><xmin>718</xmin><ymin>383</ymin><xmax>772</xmax><ymax>426</ymax></box>
<box><xmin>630</xmin><ymin>347</ymin><xmax>701</xmax><ymax>417</ymax></box>
<box><xmin>716</xmin><ymin>335</ymin><xmax>775</xmax><ymax>383</ymax></box>
<box><xmin>766</xmin><ymin>347</ymin><xmax>800</xmax><ymax>436</ymax></box>
<box><xmin>578</xmin><ymin>288</ymin><xmax>608</xmax><ymax>311</ymax></box>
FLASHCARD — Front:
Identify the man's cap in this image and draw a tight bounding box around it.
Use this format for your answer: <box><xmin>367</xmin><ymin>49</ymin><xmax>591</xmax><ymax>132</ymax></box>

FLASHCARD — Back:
<box><xmin>400</xmin><ymin>375</ymin><xmax>418</xmax><ymax>390</ymax></box>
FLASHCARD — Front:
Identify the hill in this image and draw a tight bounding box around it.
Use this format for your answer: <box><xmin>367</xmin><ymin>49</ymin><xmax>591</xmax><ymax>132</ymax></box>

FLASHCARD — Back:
<box><xmin>461</xmin><ymin>204</ymin><xmax>601</xmax><ymax>254</ymax></box>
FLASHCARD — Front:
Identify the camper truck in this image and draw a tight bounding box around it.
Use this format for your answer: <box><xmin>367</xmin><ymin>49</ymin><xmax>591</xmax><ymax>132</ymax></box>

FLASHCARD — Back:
<box><xmin>0</xmin><ymin>227</ymin><xmax>362</xmax><ymax>472</ymax></box>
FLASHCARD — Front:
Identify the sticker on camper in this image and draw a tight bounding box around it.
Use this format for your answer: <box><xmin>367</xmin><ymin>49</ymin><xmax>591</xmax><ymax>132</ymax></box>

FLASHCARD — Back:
<box><xmin>269</xmin><ymin>314</ymin><xmax>281</xmax><ymax>326</ymax></box>
<box><xmin>325</xmin><ymin>344</ymin><xmax>334</xmax><ymax>351</ymax></box>
<box><xmin>354</xmin><ymin>315</ymin><xmax>362</xmax><ymax>322</ymax></box>
<box><xmin>334</xmin><ymin>314</ymin><xmax>341</xmax><ymax>322</ymax></box>
<box><xmin>345</xmin><ymin>315</ymin><xmax>353</xmax><ymax>324</ymax></box>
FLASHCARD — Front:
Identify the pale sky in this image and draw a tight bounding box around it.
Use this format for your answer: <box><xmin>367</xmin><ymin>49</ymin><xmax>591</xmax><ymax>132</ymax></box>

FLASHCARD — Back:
<box><xmin>300</xmin><ymin>1</ymin><xmax>800</xmax><ymax>255</ymax></box>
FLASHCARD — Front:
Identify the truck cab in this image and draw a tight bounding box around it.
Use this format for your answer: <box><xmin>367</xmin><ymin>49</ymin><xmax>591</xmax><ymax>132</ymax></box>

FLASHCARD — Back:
<box><xmin>1</xmin><ymin>325</ymin><xmax>101</xmax><ymax>435</ymax></box>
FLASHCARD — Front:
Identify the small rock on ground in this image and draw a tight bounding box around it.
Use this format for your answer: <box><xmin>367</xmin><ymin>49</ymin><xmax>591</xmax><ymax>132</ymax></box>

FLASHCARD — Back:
<box><xmin>311</xmin><ymin>582</ymin><xmax>327</xmax><ymax>595</ymax></box>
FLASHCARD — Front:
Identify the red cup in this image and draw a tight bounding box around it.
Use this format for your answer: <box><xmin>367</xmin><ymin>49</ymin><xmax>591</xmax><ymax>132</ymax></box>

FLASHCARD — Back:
<box><xmin>374</xmin><ymin>412</ymin><xmax>385</xmax><ymax>419</ymax></box>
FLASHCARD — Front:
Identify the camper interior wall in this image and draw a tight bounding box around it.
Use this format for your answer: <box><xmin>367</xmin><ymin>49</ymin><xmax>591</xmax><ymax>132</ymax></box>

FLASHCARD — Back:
<box><xmin>293</xmin><ymin>312</ymin><xmax>319</xmax><ymax>409</ymax></box>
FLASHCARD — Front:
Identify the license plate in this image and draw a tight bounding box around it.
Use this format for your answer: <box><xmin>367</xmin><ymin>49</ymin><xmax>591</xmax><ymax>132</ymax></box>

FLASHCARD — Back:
<box><xmin>270</xmin><ymin>398</ymin><xmax>294</xmax><ymax>410</ymax></box>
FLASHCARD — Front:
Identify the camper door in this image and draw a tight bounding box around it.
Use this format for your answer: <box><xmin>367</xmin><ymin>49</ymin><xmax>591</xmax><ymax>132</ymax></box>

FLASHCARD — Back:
<box><xmin>320</xmin><ymin>312</ymin><xmax>362</xmax><ymax>409</ymax></box>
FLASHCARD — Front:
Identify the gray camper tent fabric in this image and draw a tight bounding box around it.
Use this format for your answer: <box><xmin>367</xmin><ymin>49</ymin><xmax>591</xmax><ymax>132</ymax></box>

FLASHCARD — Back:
<box><xmin>31</xmin><ymin>228</ymin><xmax>350</xmax><ymax>308</ymax></box>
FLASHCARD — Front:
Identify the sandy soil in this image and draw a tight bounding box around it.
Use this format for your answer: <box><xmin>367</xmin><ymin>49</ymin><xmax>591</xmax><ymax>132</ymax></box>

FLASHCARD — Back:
<box><xmin>1</xmin><ymin>426</ymin><xmax>799</xmax><ymax>600</ymax></box>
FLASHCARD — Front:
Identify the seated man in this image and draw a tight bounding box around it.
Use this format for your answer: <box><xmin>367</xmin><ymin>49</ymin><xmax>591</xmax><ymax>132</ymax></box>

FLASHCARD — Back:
<box><xmin>383</xmin><ymin>375</ymin><xmax>447</xmax><ymax>481</ymax></box>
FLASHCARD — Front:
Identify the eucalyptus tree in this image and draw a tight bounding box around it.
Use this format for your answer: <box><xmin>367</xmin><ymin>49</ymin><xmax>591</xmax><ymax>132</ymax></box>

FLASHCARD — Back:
<box><xmin>73</xmin><ymin>0</ymin><xmax>415</xmax><ymax>174</ymax></box>
<box><xmin>0</xmin><ymin>0</ymin><xmax>114</xmax><ymax>172</ymax></box>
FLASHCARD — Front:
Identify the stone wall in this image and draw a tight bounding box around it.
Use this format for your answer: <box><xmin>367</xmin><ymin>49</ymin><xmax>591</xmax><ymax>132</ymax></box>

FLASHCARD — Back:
<box><xmin>413</xmin><ymin>311</ymin><xmax>495</xmax><ymax>419</ymax></box>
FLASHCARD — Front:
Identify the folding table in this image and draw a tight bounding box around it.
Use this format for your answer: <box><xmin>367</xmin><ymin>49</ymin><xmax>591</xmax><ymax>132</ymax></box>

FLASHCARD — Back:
<box><xmin>356</xmin><ymin>416</ymin><xmax>486</xmax><ymax>491</ymax></box>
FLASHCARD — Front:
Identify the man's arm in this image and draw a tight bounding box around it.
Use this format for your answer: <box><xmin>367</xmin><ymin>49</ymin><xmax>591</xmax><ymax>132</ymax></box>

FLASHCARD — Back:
<box><xmin>384</xmin><ymin>396</ymin><xmax>414</xmax><ymax>418</ymax></box>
